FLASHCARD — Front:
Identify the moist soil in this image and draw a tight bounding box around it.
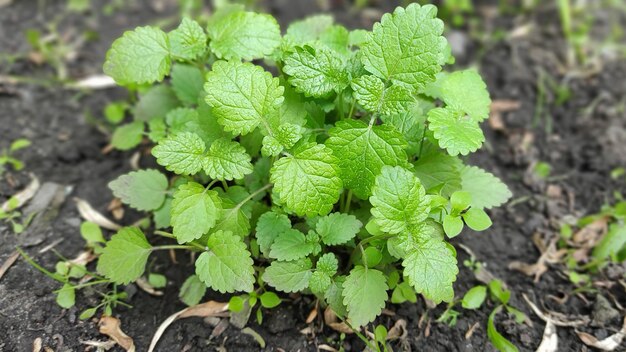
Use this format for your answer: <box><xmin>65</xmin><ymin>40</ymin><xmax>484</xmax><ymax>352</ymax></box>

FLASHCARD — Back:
<box><xmin>1</xmin><ymin>0</ymin><xmax>625</xmax><ymax>351</ymax></box>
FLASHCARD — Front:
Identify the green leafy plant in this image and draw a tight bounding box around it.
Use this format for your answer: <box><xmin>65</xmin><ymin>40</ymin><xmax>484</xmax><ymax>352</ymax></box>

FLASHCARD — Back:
<box><xmin>97</xmin><ymin>3</ymin><xmax>511</xmax><ymax>331</ymax></box>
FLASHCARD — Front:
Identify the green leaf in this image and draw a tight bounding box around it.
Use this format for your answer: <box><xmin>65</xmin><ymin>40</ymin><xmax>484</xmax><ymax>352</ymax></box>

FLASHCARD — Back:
<box><xmin>413</xmin><ymin>145</ymin><xmax>462</xmax><ymax>197</ymax></box>
<box><xmin>152</xmin><ymin>132</ymin><xmax>206</xmax><ymax>175</ymax></box>
<box><xmin>179</xmin><ymin>275</ymin><xmax>207</xmax><ymax>306</ymax></box>
<box><xmin>309</xmin><ymin>271</ymin><xmax>332</xmax><ymax>294</ymax></box>
<box><xmin>255</xmin><ymin>211</ymin><xmax>291</xmax><ymax>256</ymax></box>
<box><xmin>450</xmin><ymin>191</ymin><xmax>472</xmax><ymax>213</ymax></box>
<box><xmin>370</xmin><ymin>165</ymin><xmax>430</xmax><ymax>235</ymax></box>
<box><xmin>283</xmin><ymin>45</ymin><xmax>349</xmax><ymax>97</ymax></box>
<box><xmin>97</xmin><ymin>227</ymin><xmax>152</xmax><ymax>284</ymax></box>
<box><xmin>263</xmin><ymin>258</ymin><xmax>313</xmax><ymax>293</ymax></box>
<box><xmin>443</xmin><ymin>214</ymin><xmax>463</xmax><ymax>238</ymax></box>
<box><xmin>270</xmin><ymin>142</ymin><xmax>342</xmax><ymax>216</ymax></box>
<box><xmin>111</xmin><ymin>121</ymin><xmax>143</xmax><ymax>150</ymax></box>
<box><xmin>488</xmin><ymin>306</ymin><xmax>519</xmax><ymax>352</ymax></box>
<box><xmin>212</xmin><ymin>198</ymin><xmax>251</xmax><ymax>238</ymax></box>
<box><xmin>325</xmin><ymin>277</ymin><xmax>348</xmax><ymax>317</ymax></box>
<box><xmin>316</xmin><ymin>212</ymin><xmax>362</xmax><ymax>245</ymax></box>
<box><xmin>351</xmin><ymin>75</ymin><xmax>413</xmax><ymax>115</ymax></box>
<box><xmin>171</xmin><ymin>102</ymin><xmax>232</xmax><ymax>144</ymax></box>
<box><xmin>316</xmin><ymin>253</ymin><xmax>339</xmax><ymax>276</ymax></box>
<box><xmin>435</xmin><ymin>70</ymin><xmax>491</xmax><ymax>122</ymax></box>
<box><xmin>148</xmin><ymin>273</ymin><xmax>167</xmax><ymax>288</ymax></box>
<box><xmin>80</xmin><ymin>221</ymin><xmax>105</xmax><ymax>244</ymax></box>
<box><xmin>171</xmin><ymin>182</ymin><xmax>222</xmax><ymax>244</ymax></box>
<box><xmin>326</xmin><ymin>120</ymin><xmax>408</xmax><ymax>199</ymax></box>
<box><xmin>204</xmin><ymin>61</ymin><xmax>284</xmax><ymax>136</ymax></box>
<box><xmin>148</xmin><ymin>119</ymin><xmax>167</xmax><ymax>142</ymax></box>
<box><xmin>342</xmin><ymin>266</ymin><xmax>388</xmax><ymax>327</ymax></box>
<box><xmin>260</xmin><ymin>292</ymin><xmax>281</xmax><ymax>308</ymax></box>
<box><xmin>56</xmin><ymin>283</ymin><xmax>76</xmax><ymax>309</ymax></box>
<box><xmin>462</xmin><ymin>285</ymin><xmax>487</xmax><ymax>309</ymax></box>
<box><xmin>460</xmin><ymin>166</ymin><xmax>512</xmax><ymax>209</ymax></box>
<box><xmin>171</xmin><ymin>64</ymin><xmax>205</xmax><ymax>106</ymax></box>
<box><xmin>153</xmin><ymin>198</ymin><xmax>172</xmax><ymax>229</ymax></box>
<box><xmin>168</xmin><ymin>17</ymin><xmax>207</xmax><ymax>61</ymax></box>
<box><xmin>79</xmin><ymin>307</ymin><xmax>97</xmax><ymax>320</ymax></box>
<box><xmin>319</xmin><ymin>25</ymin><xmax>350</xmax><ymax>57</ymax></box>
<box><xmin>195</xmin><ymin>230</ymin><xmax>255</xmax><ymax>293</ymax></box>
<box><xmin>103</xmin><ymin>26</ymin><xmax>170</xmax><ymax>85</ymax></box>
<box><xmin>269</xmin><ymin>229</ymin><xmax>317</xmax><ymax>261</ymax></box>
<box><xmin>134</xmin><ymin>85</ymin><xmax>180</xmax><ymax>121</ymax></box>
<box><xmin>593</xmin><ymin>224</ymin><xmax>626</xmax><ymax>261</ymax></box>
<box><xmin>427</xmin><ymin>107</ymin><xmax>485</xmax><ymax>156</ymax></box>
<box><xmin>380</xmin><ymin>107</ymin><xmax>425</xmax><ymax>156</ymax></box>
<box><xmin>108</xmin><ymin>169</ymin><xmax>168</xmax><ymax>211</ymax></box>
<box><xmin>361</xmin><ymin>4</ymin><xmax>447</xmax><ymax>91</ymax></box>
<box><xmin>402</xmin><ymin>238</ymin><xmax>458</xmax><ymax>303</ymax></box>
<box><xmin>207</xmin><ymin>9</ymin><xmax>281</xmax><ymax>61</ymax></box>
<box><xmin>462</xmin><ymin>208</ymin><xmax>492</xmax><ymax>231</ymax></box>
<box><xmin>488</xmin><ymin>279</ymin><xmax>510</xmax><ymax>305</ymax></box>
<box><xmin>283</xmin><ymin>15</ymin><xmax>334</xmax><ymax>48</ymax></box>
<box><xmin>204</xmin><ymin>139</ymin><xmax>253</xmax><ymax>181</ymax></box>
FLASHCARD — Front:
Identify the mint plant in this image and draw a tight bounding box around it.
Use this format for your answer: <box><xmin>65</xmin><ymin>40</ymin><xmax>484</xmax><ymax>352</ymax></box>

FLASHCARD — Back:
<box><xmin>98</xmin><ymin>3</ymin><xmax>512</xmax><ymax>329</ymax></box>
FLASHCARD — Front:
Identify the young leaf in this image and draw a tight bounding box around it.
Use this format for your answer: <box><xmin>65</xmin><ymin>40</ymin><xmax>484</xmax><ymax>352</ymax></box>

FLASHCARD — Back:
<box><xmin>488</xmin><ymin>306</ymin><xmax>520</xmax><ymax>352</ymax></box>
<box><xmin>283</xmin><ymin>15</ymin><xmax>334</xmax><ymax>48</ymax></box>
<box><xmin>263</xmin><ymin>258</ymin><xmax>313</xmax><ymax>293</ymax></box>
<box><xmin>316</xmin><ymin>253</ymin><xmax>339</xmax><ymax>276</ymax></box>
<box><xmin>412</xmin><ymin>145</ymin><xmax>462</xmax><ymax>197</ymax></box>
<box><xmin>56</xmin><ymin>283</ymin><xmax>76</xmax><ymax>309</ymax></box>
<box><xmin>211</xmin><ymin>199</ymin><xmax>251</xmax><ymax>238</ymax></box>
<box><xmin>207</xmin><ymin>9</ymin><xmax>281</xmax><ymax>61</ymax></box>
<box><xmin>380</xmin><ymin>108</ymin><xmax>425</xmax><ymax>156</ymax></box>
<box><xmin>370</xmin><ymin>165</ymin><xmax>430</xmax><ymax>235</ymax></box>
<box><xmin>108</xmin><ymin>169</ymin><xmax>168</xmax><ymax>211</ymax></box>
<box><xmin>434</xmin><ymin>70</ymin><xmax>491</xmax><ymax>122</ymax></box>
<box><xmin>111</xmin><ymin>121</ymin><xmax>143</xmax><ymax>150</ymax></box>
<box><xmin>443</xmin><ymin>214</ymin><xmax>463</xmax><ymax>238</ymax></box>
<box><xmin>351</xmin><ymin>75</ymin><xmax>413</xmax><ymax>115</ymax></box>
<box><xmin>103</xmin><ymin>26</ymin><xmax>170</xmax><ymax>85</ymax></box>
<box><xmin>171</xmin><ymin>64</ymin><xmax>204</xmax><ymax>106</ymax></box>
<box><xmin>270</xmin><ymin>142</ymin><xmax>342</xmax><ymax>216</ymax></box>
<box><xmin>402</xmin><ymin>238</ymin><xmax>458</xmax><ymax>303</ymax></box>
<box><xmin>204</xmin><ymin>61</ymin><xmax>284</xmax><ymax>136</ymax></box>
<box><xmin>168</xmin><ymin>17</ymin><xmax>207</xmax><ymax>61</ymax></box>
<box><xmin>283</xmin><ymin>45</ymin><xmax>349</xmax><ymax>97</ymax></box>
<box><xmin>204</xmin><ymin>139</ymin><xmax>253</xmax><ymax>181</ymax></box>
<box><xmin>171</xmin><ymin>182</ymin><xmax>222</xmax><ymax>244</ymax></box>
<box><xmin>460</xmin><ymin>166</ymin><xmax>512</xmax><ymax>209</ymax></box>
<box><xmin>427</xmin><ymin>107</ymin><xmax>485</xmax><ymax>156</ymax></box>
<box><xmin>195</xmin><ymin>230</ymin><xmax>255</xmax><ymax>293</ymax></box>
<box><xmin>309</xmin><ymin>271</ymin><xmax>332</xmax><ymax>294</ymax></box>
<box><xmin>134</xmin><ymin>84</ymin><xmax>179</xmax><ymax>122</ymax></box>
<box><xmin>179</xmin><ymin>275</ymin><xmax>207</xmax><ymax>306</ymax></box>
<box><xmin>269</xmin><ymin>229</ymin><xmax>317</xmax><ymax>261</ymax></box>
<box><xmin>462</xmin><ymin>285</ymin><xmax>487</xmax><ymax>309</ymax></box>
<box><xmin>342</xmin><ymin>266</ymin><xmax>388</xmax><ymax>327</ymax></box>
<box><xmin>255</xmin><ymin>211</ymin><xmax>292</xmax><ymax>256</ymax></box>
<box><xmin>97</xmin><ymin>227</ymin><xmax>152</xmax><ymax>284</ymax></box>
<box><xmin>326</xmin><ymin>120</ymin><xmax>407</xmax><ymax>199</ymax></box>
<box><xmin>361</xmin><ymin>3</ymin><xmax>447</xmax><ymax>91</ymax></box>
<box><xmin>462</xmin><ymin>208</ymin><xmax>492</xmax><ymax>231</ymax></box>
<box><xmin>316</xmin><ymin>212</ymin><xmax>362</xmax><ymax>245</ymax></box>
<box><xmin>260</xmin><ymin>292</ymin><xmax>281</xmax><ymax>308</ymax></box>
<box><xmin>152</xmin><ymin>132</ymin><xmax>206</xmax><ymax>175</ymax></box>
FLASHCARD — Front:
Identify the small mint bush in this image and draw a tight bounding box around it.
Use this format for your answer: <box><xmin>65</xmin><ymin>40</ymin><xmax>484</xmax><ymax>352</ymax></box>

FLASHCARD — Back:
<box><xmin>99</xmin><ymin>3</ymin><xmax>512</xmax><ymax>328</ymax></box>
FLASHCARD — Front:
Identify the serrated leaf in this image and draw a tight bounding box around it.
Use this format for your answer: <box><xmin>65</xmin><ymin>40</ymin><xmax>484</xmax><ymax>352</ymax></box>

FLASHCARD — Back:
<box><xmin>437</xmin><ymin>70</ymin><xmax>491</xmax><ymax>122</ymax></box>
<box><xmin>263</xmin><ymin>258</ymin><xmax>313</xmax><ymax>293</ymax></box>
<box><xmin>211</xmin><ymin>198</ymin><xmax>250</xmax><ymax>238</ymax></box>
<box><xmin>370</xmin><ymin>166</ymin><xmax>430</xmax><ymax>235</ymax></box>
<box><xmin>179</xmin><ymin>275</ymin><xmax>207</xmax><ymax>306</ymax></box>
<box><xmin>134</xmin><ymin>84</ymin><xmax>180</xmax><ymax>122</ymax></box>
<box><xmin>316</xmin><ymin>253</ymin><xmax>338</xmax><ymax>275</ymax></box>
<box><xmin>152</xmin><ymin>132</ymin><xmax>206</xmax><ymax>175</ymax></box>
<box><xmin>207</xmin><ymin>9</ymin><xmax>281</xmax><ymax>61</ymax></box>
<box><xmin>171</xmin><ymin>182</ymin><xmax>221</xmax><ymax>244</ymax></box>
<box><xmin>342</xmin><ymin>266</ymin><xmax>388</xmax><ymax>327</ymax></box>
<box><xmin>97</xmin><ymin>227</ymin><xmax>152</xmax><ymax>284</ymax></box>
<box><xmin>361</xmin><ymin>4</ymin><xmax>447</xmax><ymax>91</ymax></box>
<box><xmin>103</xmin><ymin>26</ymin><xmax>170</xmax><ymax>85</ymax></box>
<box><xmin>309</xmin><ymin>271</ymin><xmax>332</xmax><ymax>294</ymax></box>
<box><xmin>380</xmin><ymin>107</ymin><xmax>425</xmax><ymax>156</ymax></box>
<box><xmin>111</xmin><ymin>121</ymin><xmax>143</xmax><ymax>150</ymax></box>
<box><xmin>108</xmin><ymin>169</ymin><xmax>168</xmax><ymax>211</ymax></box>
<box><xmin>325</xmin><ymin>277</ymin><xmax>348</xmax><ymax>317</ymax></box>
<box><xmin>413</xmin><ymin>144</ymin><xmax>462</xmax><ymax>197</ymax></box>
<box><xmin>269</xmin><ymin>229</ymin><xmax>316</xmax><ymax>261</ymax></box>
<box><xmin>427</xmin><ymin>107</ymin><xmax>485</xmax><ymax>156</ymax></box>
<box><xmin>283</xmin><ymin>45</ymin><xmax>349</xmax><ymax>97</ymax></box>
<box><xmin>169</xmin><ymin>17</ymin><xmax>207</xmax><ymax>61</ymax></box>
<box><xmin>316</xmin><ymin>212</ymin><xmax>362</xmax><ymax>245</ymax></box>
<box><xmin>255</xmin><ymin>211</ymin><xmax>291</xmax><ymax>256</ymax></box>
<box><xmin>319</xmin><ymin>25</ymin><xmax>350</xmax><ymax>57</ymax></box>
<box><xmin>195</xmin><ymin>230</ymin><xmax>254</xmax><ymax>293</ymax></box>
<box><xmin>326</xmin><ymin>119</ymin><xmax>407</xmax><ymax>199</ymax></box>
<box><xmin>204</xmin><ymin>60</ymin><xmax>284</xmax><ymax>136</ymax></box>
<box><xmin>351</xmin><ymin>75</ymin><xmax>413</xmax><ymax>115</ymax></box>
<box><xmin>270</xmin><ymin>142</ymin><xmax>342</xmax><ymax>216</ymax></box>
<box><xmin>171</xmin><ymin>64</ymin><xmax>204</xmax><ymax>106</ymax></box>
<box><xmin>204</xmin><ymin>139</ymin><xmax>253</xmax><ymax>181</ymax></box>
<box><xmin>402</xmin><ymin>238</ymin><xmax>458</xmax><ymax>303</ymax></box>
<box><xmin>460</xmin><ymin>166</ymin><xmax>512</xmax><ymax>209</ymax></box>
<box><xmin>283</xmin><ymin>15</ymin><xmax>334</xmax><ymax>48</ymax></box>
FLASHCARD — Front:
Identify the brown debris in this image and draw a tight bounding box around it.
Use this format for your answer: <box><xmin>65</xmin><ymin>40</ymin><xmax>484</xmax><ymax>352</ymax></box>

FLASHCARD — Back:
<box><xmin>323</xmin><ymin>307</ymin><xmax>353</xmax><ymax>334</ymax></box>
<box><xmin>74</xmin><ymin>198</ymin><xmax>121</xmax><ymax>230</ymax></box>
<box><xmin>0</xmin><ymin>250</ymin><xmax>19</xmax><ymax>281</ymax></box>
<box><xmin>577</xmin><ymin>317</ymin><xmax>626</xmax><ymax>351</ymax></box>
<box><xmin>98</xmin><ymin>316</ymin><xmax>135</xmax><ymax>352</ymax></box>
<box><xmin>489</xmin><ymin>99</ymin><xmax>521</xmax><ymax>132</ymax></box>
<box><xmin>509</xmin><ymin>232</ymin><xmax>566</xmax><ymax>282</ymax></box>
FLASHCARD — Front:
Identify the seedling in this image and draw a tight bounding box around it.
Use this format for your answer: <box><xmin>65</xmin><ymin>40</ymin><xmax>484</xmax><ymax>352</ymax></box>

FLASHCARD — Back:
<box><xmin>96</xmin><ymin>3</ymin><xmax>511</xmax><ymax>331</ymax></box>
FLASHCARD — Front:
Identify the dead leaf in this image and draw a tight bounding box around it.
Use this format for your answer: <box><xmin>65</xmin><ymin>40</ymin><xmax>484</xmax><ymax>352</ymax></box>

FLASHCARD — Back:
<box><xmin>489</xmin><ymin>99</ymin><xmax>521</xmax><ymax>132</ymax></box>
<box><xmin>74</xmin><ymin>198</ymin><xmax>121</xmax><ymax>230</ymax></box>
<box><xmin>537</xmin><ymin>320</ymin><xmax>558</xmax><ymax>352</ymax></box>
<box><xmin>107</xmin><ymin>198</ymin><xmax>124</xmax><ymax>221</ymax></box>
<box><xmin>577</xmin><ymin>317</ymin><xmax>626</xmax><ymax>351</ymax></box>
<box><xmin>509</xmin><ymin>233</ymin><xmax>566</xmax><ymax>282</ymax></box>
<box><xmin>136</xmin><ymin>277</ymin><xmax>164</xmax><ymax>296</ymax></box>
<box><xmin>148</xmin><ymin>301</ymin><xmax>228</xmax><ymax>352</ymax></box>
<box><xmin>2</xmin><ymin>174</ymin><xmax>40</xmax><ymax>212</ymax></box>
<box><xmin>465</xmin><ymin>322</ymin><xmax>479</xmax><ymax>340</ymax></box>
<box><xmin>572</xmin><ymin>217</ymin><xmax>609</xmax><ymax>248</ymax></box>
<box><xmin>523</xmin><ymin>294</ymin><xmax>589</xmax><ymax>327</ymax></box>
<box><xmin>81</xmin><ymin>339</ymin><xmax>117</xmax><ymax>350</ymax></box>
<box><xmin>386</xmin><ymin>319</ymin><xmax>407</xmax><ymax>340</ymax></box>
<box><xmin>323</xmin><ymin>307</ymin><xmax>353</xmax><ymax>334</ymax></box>
<box><xmin>0</xmin><ymin>250</ymin><xmax>19</xmax><ymax>281</ymax></box>
<box><xmin>32</xmin><ymin>337</ymin><xmax>42</xmax><ymax>352</ymax></box>
<box><xmin>98</xmin><ymin>316</ymin><xmax>135</xmax><ymax>352</ymax></box>
<box><xmin>318</xmin><ymin>344</ymin><xmax>339</xmax><ymax>352</ymax></box>
<box><xmin>306</xmin><ymin>301</ymin><xmax>318</xmax><ymax>324</ymax></box>
<box><xmin>68</xmin><ymin>250</ymin><xmax>96</xmax><ymax>266</ymax></box>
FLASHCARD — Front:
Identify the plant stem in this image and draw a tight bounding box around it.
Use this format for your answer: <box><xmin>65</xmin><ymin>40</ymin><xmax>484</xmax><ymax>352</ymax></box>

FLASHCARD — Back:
<box><xmin>152</xmin><ymin>244</ymin><xmax>198</xmax><ymax>251</ymax></box>
<box><xmin>347</xmin><ymin>99</ymin><xmax>356</xmax><ymax>119</ymax></box>
<box><xmin>344</xmin><ymin>190</ymin><xmax>353</xmax><ymax>213</ymax></box>
<box><xmin>417</xmin><ymin>122</ymin><xmax>428</xmax><ymax>159</ymax></box>
<box><xmin>240</xmin><ymin>184</ymin><xmax>273</xmax><ymax>205</ymax></box>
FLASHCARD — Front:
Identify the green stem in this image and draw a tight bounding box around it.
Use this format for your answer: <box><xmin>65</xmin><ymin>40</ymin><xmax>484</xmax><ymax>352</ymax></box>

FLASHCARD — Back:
<box><xmin>338</xmin><ymin>93</ymin><xmax>345</xmax><ymax>119</ymax></box>
<box><xmin>64</xmin><ymin>279</ymin><xmax>110</xmax><ymax>291</ymax></box>
<box><xmin>417</xmin><ymin>122</ymin><xmax>428</xmax><ymax>160</ymax></box>
<box><xmin>347</xmin><ymin>99</ymin><xmax>356</xmax><ymax>119</ymax></box>
<box><xmin>152</xmin><ymin>244</ymin><xmax>199</xmax><ymax>251</ymax></box>
<box><xmin>344</xmin><ymin>190</ymin><xmax>353</xmax><ymax>213</ymax></box>
<box><xmin>240</xmin><ymin>184</ymin><xmax>273</xmax><ymax>205</ymax></box>
<box><xmin>221</xmin><ymin>180</ymin><xmax>229</xmax><ymax>191</ymax></box>
<box><xmin>154</xmin><ymin>230</ymin><xmax>176</xmax><ymax>239</ymax></box>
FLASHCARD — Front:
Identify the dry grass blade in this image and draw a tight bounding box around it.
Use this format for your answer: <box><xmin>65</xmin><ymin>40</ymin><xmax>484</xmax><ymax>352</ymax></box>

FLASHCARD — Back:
<box><xmin>70</xmin><ymin>74</ymin><xmax>116</xmax><ymax>89</ymax></box>
<box><xmin>576</xmin><ymin>317</ymin><xmax>626</xmax><ymax>351</ymax></box>
<box><xmin>537</xmin><ymin>320</ymin><xmax>558</xmax><ymax>352</ymax></box>
<box><xmin>0</xmin><ymin>250</ymin><xmax>19</xmax><ymax>281</ymax></box>
<box><xmin>523</xmin><ymin>294</ymin><xmax>588</xmax><ymax>327</ymax></box>
<box><xmin>148</xmin><ymin>301</ymin><xmax>228</xmax><ymax>352</ymax></box>
<box><xmin>1</xmin><ymin>174</ymin><xmax>40</xmax><ymax>212</ymax></box>
<box><xmin>74</xmin><ymin>197</ymin><xmax>121</xmax><ymax>230</ymax></box>
<box><xmin>98</xmin><ymin>316</ymin><xmax>135</xmax><ymax>351</ymax></box>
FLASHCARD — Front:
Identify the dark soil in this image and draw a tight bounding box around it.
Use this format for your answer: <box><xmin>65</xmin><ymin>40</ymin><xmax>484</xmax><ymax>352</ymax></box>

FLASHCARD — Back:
<box><xmin>1</xmin><ymin>0</ymin><xmax>625</xmax><ymax>351</ymax></box>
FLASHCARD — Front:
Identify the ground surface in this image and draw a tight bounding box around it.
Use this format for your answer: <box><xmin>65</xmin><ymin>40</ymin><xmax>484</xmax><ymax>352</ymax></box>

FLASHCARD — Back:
<box><xmin>0</xmin><ymin>0</ymin><xmax>625</xmax><ymax>351</ymax></box>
